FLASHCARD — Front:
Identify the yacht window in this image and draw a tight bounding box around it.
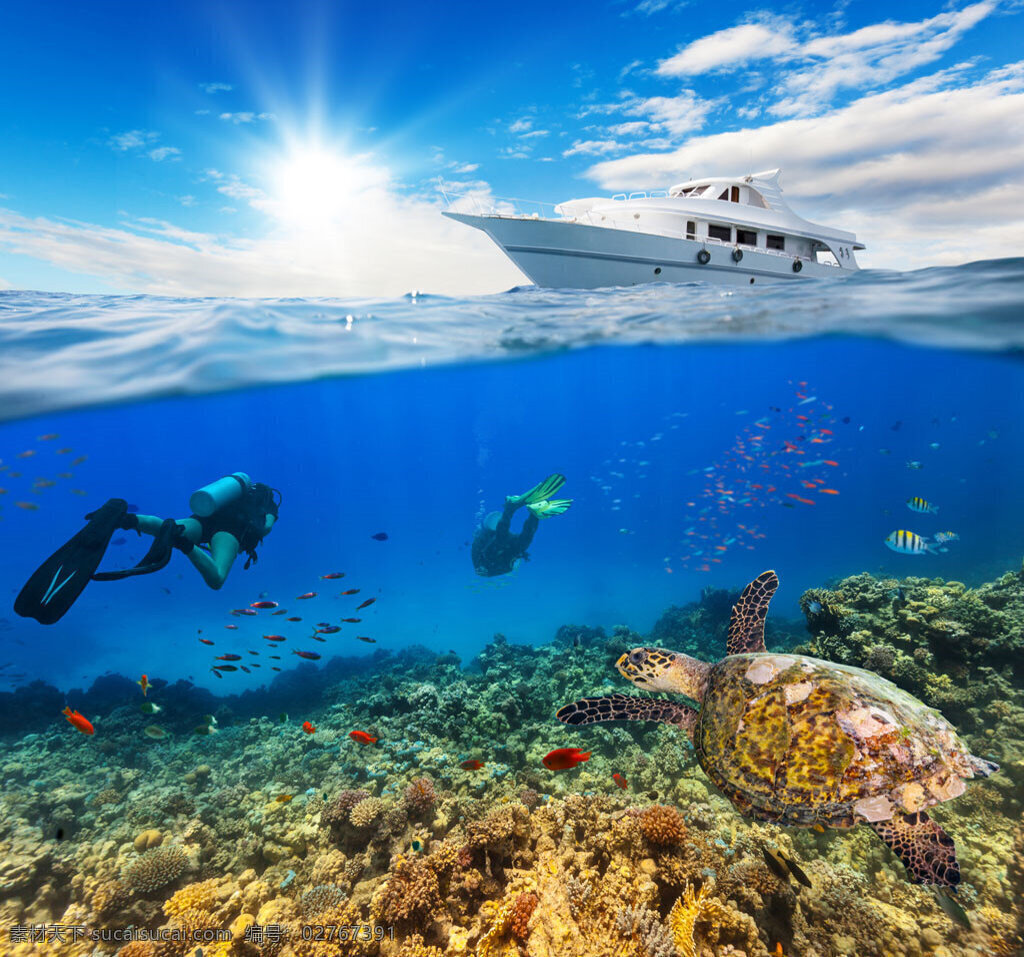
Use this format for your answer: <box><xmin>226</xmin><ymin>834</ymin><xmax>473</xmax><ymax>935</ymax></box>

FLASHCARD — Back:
<box><xmin>707</xmin><ymin>224</ymin><xmax>732</xmax><ymax>242</ymax></box>
<box><xmin>686</xmin><ymin>220</ymin><xmax>696</xmax><ymax>239</ymax></box>
<box><xmin>766</xmin><ymin>234</ymin><xmax>785</xmax><ymax>250</ymax></box>
<box><xmin>730</xmin><ymin>186</ymin><xmax>740</xmax><ymax>203</ymax></box>
<box><xmin>736</xmin><ymin>228</ymin><xmax>756</xmax><ymax>246</ymax></box>
<box><xmin>718</xmin><ymin>189</ymin><xmax>729</xmax><ymax>201</ymax></box>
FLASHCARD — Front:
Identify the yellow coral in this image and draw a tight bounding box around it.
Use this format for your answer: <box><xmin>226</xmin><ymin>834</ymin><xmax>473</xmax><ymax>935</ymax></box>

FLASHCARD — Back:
<box><xmin>667</xmin><ymin>882</ymin><xmax>729</xmax><ymax>957</ymax></box>
<box><xmin>164</xmin><ymin>878</ymin><xmax>220</xmax><ymax>919</ymax></box>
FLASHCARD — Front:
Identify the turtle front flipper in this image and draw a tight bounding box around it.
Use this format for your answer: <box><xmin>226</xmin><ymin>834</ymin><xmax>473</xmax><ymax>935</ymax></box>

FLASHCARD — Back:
<box><xmin>556</xmin><ymin>693</ymin><xmax>697</xmax><ymax>735</ymax></box>
<box><xmin>726</xmin><ymin>569</ymin><xmax>779</xmax><ymax>655</ymax></box>
<box><xmin>869</xmin><ymin>811</ymin><xmax>960</xmax><ymax>888</ymax></box>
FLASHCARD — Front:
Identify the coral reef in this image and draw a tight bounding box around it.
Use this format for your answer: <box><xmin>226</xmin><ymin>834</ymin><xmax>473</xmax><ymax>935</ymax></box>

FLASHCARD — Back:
<box><xmin>0</xmin><ymin>572</ymin><xmax>1020</xmax><ymax>956</ymax></box>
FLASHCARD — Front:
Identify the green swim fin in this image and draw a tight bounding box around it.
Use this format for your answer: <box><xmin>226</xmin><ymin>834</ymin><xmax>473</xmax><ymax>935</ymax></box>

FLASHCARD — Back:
<box><xmin>14</xmin><ymin>498</ymin><xmax>129</xmax><ymax>624</ymax></box>
<box><xmin>527</xmin><ymin>498</ymin><xmax>573</xmax><ymax>518</ymax></box>
<box><xmin>506</xmin><ymin>473</ymin><xmax>566</xmax><ymax>506</ymax></box>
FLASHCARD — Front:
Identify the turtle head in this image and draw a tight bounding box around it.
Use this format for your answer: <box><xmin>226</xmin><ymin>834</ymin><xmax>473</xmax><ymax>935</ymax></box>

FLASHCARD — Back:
<box><xmin>617</xmin><ymin>647</ymin><xmax>711</xmax><ymax>701</ymax></box>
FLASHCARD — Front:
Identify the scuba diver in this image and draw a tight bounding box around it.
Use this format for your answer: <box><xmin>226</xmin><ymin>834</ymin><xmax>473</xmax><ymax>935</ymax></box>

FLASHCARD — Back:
<box><xmin>472</xmin><ymin>473</ymin><xmax>572</xmax><ymax>577</ymax></box>
<box><xmin>15</xmin><ymin>472</ymin><xmax>280</xmax><ymax>624</ymax></box>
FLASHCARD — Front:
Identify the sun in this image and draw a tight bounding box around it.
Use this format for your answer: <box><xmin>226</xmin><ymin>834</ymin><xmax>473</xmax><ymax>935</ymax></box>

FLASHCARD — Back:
<box><xmin>268</xmin><ymin>144</ymin><xmax>387</xmax><ymax>226</ymax></box>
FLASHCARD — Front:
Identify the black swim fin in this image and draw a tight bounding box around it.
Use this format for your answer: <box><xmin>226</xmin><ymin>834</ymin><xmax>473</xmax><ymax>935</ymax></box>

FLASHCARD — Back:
<box><xmin>92</xmin><ymin>518</ymin><xmax>180</xmax><ymax>581</ymax></box>
<box><xmin>15</xmin><ymin>498</ymin><xmax>129</xmax><ymax>624</ymax></box>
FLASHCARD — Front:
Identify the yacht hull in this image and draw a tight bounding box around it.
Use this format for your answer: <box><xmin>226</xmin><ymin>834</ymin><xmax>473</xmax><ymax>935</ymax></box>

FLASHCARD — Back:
<box><xmin>444</xmin><ymin>212</ymin><xmax>847</xmax><ymax>289</ymax></box>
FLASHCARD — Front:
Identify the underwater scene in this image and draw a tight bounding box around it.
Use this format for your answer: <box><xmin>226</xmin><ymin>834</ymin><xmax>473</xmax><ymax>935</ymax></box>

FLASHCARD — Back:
<box><xmin>1</xmin><ymin>268</ymin><xmax>1024</xmax><ymax>957</ymax></box>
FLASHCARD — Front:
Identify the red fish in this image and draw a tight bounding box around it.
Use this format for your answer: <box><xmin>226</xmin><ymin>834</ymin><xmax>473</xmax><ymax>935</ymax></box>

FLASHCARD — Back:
<box><xmin>341</xmin><ymin>617</ymin><xmax>361</xmax><ymax>623</ymax></box>
<box><xmin>271</xmin><ymin>667</ymin><xmax>281</xmax><ymax>671</ymax></box>
<box><xmin>542</xmin><ymin>748</ymin><xmax>590</xmax><ymax>771</ymax></box>
<box><xmin>819</xmin><ymin>488</ymin><xmax>840</xmax><ymax>495</ymax></box>
<box><xmin>199</xmin><ymin>638</ymin><xmax>214</xmax><ymax>645</ymax></box>
<box><xmin>339</xmin><ymin>588</ymin><xmax>360</xmax><ymax>595</ymax></box>
<box><xmin>63</xmin><ymin>707</ymin><xmax>94</xmax><ymax>735</ymax></box>
<box><xmin>316</xmin><ymin>626</ymin><xmax>341</xmax><ymax>634</ymax></box>
<box><xmin>302</xmin><ymin>721</ymin><xmax>316</xmax><ymax>734</ymax></box>
<box><xmin>137</xmin><ymin>673</ymin><xmax>149</xmax><ymax>697</ymax></box>
<box><xmin>213</xmin><ymin>664</ymin><xmax>237</xmax><ymax>671</ymax></box>
<box><xmin>216</xmin><ymin>654</ymin><xmax>242</xmax><ymax>661</ymax></box>
<box><xmin>460</xmin><ymin>759</ymin><xmax>485</xmax><ymax>770</ymax></box>
<box><xmin>612</xmin><ymin>773</ymin><xmax>628</xmax><ymax>790</ymax></box>
<box><xmin>311</xmin><ymin>635</ymin><xmax>327</xmax><ymax>642</ymax></box>
<box><xmin>355</xmin><ymin>636</ymin><xmax>376</xmax><ymax>643</ymax></box>
<box><xmin>225</xmin><ymin>624</ymin><xmax>239</xmax><ymax>630</ymax></box>
<box><xmin>293</xmin><ymin>650</ymin><xmax>321</xmax><ymax>660</ymax></box>
<box><xmin>296</xmin><ymin>592</ymin><xmax>317</xmax><ymax>600</ymax></box>
<box><xmin>250</xmin><ymin>601</ymin><xmax>278</xmax><ymax>609</ymax></box>
<box><xmin>320</xmin><ymin>572</ymin><xmax>345</xmax><ymax>579</ymax></box>
<box><xmin>349</xmin><ymin>730</ymin><xmax>377</xmax><ymax>744</ymax></box>
<box><xmin>272</xmin><ymin>609</ymin><xmax>288</xmax><ymax>616</ymax></box>
<box><xmin>264</xmin><ymin>634</ymin><xmax>286</xmax><ymax>642</ymax></box>
<box><xmin>211</xmin><ymin>669</ymin><xmax>223</xmax><ymax>679</ymax></box>
<box><xmin>785</xmin><ymin>493</ymin><xmax>816</xmax><ymax>505</ymax></box>
<box><xmin>355</xmin><ymin>598</ymin><xmax>376</xmax><ymax>610</ymax></box>
<box><xmin>240</xmin><ymin>665</ymin><xmax>251</xmax><ymax>674</ymax></box>
<box><xmin>286</xmin><ymin>616</ymin><xmax>302</xmax><ymax>622</ymax></box>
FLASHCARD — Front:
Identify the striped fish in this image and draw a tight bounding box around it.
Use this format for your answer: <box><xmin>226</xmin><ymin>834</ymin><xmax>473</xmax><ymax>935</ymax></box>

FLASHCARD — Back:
<box><xmin>885</xmin><ymin>530</ymin><xmax>932</xmax><ymax>555</ymax></box>
<box><xmin>934</xmin><ymin>531</ymin><xmax>959</xmax><ymax>544</ymax></box>
<box><xmin>906</xmin><ymin>496</ymin><xmax>938</xmax><ymax>514</ymax></box>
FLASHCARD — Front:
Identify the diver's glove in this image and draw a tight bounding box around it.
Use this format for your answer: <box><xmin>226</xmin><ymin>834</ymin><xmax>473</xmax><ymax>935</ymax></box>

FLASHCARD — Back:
<box><xmin>171</xmin><ymin>524</ymin><xmax>195</xmax><ymax>555</ymax></box>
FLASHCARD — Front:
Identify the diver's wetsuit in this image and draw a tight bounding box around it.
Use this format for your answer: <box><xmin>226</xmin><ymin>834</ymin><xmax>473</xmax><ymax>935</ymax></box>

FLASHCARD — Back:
<box><xmin>471</xmin><ymin>499</ymin><xmax>539</xmax><ymax>577</ymax></box>
<box><xmin>190</xmin><ymin>482</ymin><xmax>280</xmax><ymax>568</ymax></box>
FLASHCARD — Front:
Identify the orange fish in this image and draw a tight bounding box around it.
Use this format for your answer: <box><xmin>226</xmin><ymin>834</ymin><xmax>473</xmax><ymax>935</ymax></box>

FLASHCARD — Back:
<box><xmin>612</xmin><ymin>773</ymin><xmax>628</xmax><ymax>790</ymax></box>
<box><xmin>250</xmin><ymin>600</ymin><xmax>278</xmax><ymax>609</ymax></box>
<box><xmin>15</xmin><ymin>501</ymin><xmax>39</xmax><ymax>511</ymax></box>
<box><xmin>542</xmin><ymin>748</ymin><xmax>590</xmax><ymax>771</ymax></box>
<box><xmin>785</xmin><ymin>493</ymin><xmax>815</xmax><ymax>505</ymax></box>
<box><xmin>339</xmin><ymin>588</ymin><xmax>360</xmax><ymax>595</ymax></box>
<box><xmin>199</xmin><ymin>638</ymin><xmax>214</xmax><ymax>645</ymax></box>
<box><xmin>63</xmin><ymin>707</ymin><xmax>94</xmax><ymax>735</ymax></box>
<box><xmin>823</xmin><ymin>460</ymin><xmax>839</xmax><ymax>466</ymax></box>
<box><xmin>302</xmin><ymin>721</ymin><xmax>316</xmax><ymax>734</ymax></box>
<box><xmin>460</xmin><ymin>759</ymin><xmax>485</xmax><ymax>770</ymax></box>
<box><xmin>349</xmin><ymin>730</ymin><xmax>377</xmax><ymax>744</ymax></box>
<box><xmin>137</xmin><ymin>674</ymin><xmax>149</xmax><ymax>696</ymax></box>
<box><xmin>355</xmin><ymin>598</ymin><xmax>376</xmax><ymax>610</ymax></box>
<box><xmin>296</xmin><ymin>592</ymin><xmax>317</xmax><ymax>600</ymax></box>
<box><xmin>819</xmin><ymin>488</ymin><xmax>840</xmax><ymax>495</ymax></box>
<box><xmin>320</xmin><ymin>572</ymin><xmax>345</xmax><ymax>579</ymax></box>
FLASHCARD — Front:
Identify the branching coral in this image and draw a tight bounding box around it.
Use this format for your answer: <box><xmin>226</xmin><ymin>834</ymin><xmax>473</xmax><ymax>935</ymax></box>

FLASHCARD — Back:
<box><xmin>509</xmin><ymin>891</ymin><xmax>538</xmax><ymax>940</ymax></box>
<box><xmin>667</xmin><ymin>882</ymin><xmax>730</xmax><ymax>957</ymax></box>
<box><xmin>299</xmin><ymin>883</ymin><xmax>347</xmax><ymax>918</ymax></box>
<box><xmin>121</xmin><ymin>844</ymin><xmax>188</xmax><ymax>894</ymax></box>
<box><xmin>321</xmin><ymin>788</ymin><xmax>371</xmax><ymax>831</ymax></box>
<box><xmin>616</xmin><ymin>904</ymin><xmax>676</xmax><ymax>957</ymax></box>
<box><xmin>349</xmin><ymin>796</ymin><xmax>386</xmax><ymax>829</ymax></box>
<box><xmin>92</xmin><ymin>879</ymin><xmax>130</xmax><ymax>921</ymax></box>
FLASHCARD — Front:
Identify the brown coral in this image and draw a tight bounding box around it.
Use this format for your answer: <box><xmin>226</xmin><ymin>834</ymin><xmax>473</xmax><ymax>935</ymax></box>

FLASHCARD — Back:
<box><xmin>92</xmin><ymin>879</ymin><xmax>131</xmax><ymax>921</ymax></box>
<box><xmin>349</xmin><ymin>796</ymin><xmax>386</xmax><ymax>829</ymax></box>
<box><xmin>403</xmin><ymin>775</ymin><xmax>437</xmax><ymax>815</ymax></box>
<box><xmin>321</xmin><ymin>788</ymin><xmax>371</xmax><ymax>830</ymax></box>
<box><xmin>638</xmin><ymin>804</ymin><xmax>687</xmax><ymax>847</ymax></box>
<box><xmin>164</xmin><ymin>878</ymin><xmax>220</xmax><ymax>919</ymax></box>
<box><xmin>371</xmin><ymin>856</ymin><xmax>443</xmax><ymax>926</ymax></box>
<box><xmin>510</xmin><ymin>891</ymin><xmax>538</xmax><ymax>940</ymax></box>
<box><xmin>122</xmin><ymin>844</ymin><xmax>188</xmax><ymax>894</ymax></box>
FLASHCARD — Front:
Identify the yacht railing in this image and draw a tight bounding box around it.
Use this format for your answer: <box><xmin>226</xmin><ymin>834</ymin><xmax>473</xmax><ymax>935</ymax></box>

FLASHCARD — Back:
<box><xmin>440</xmin><ymin>185</ymin><xmax>835</xmax><ymax>264</ymax></box>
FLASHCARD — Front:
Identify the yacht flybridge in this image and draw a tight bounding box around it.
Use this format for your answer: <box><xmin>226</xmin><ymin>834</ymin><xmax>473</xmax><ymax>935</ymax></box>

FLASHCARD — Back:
<box><xmin>442</xmin><ymin>169</ymin><xmax>864</xmax><ymax>289</ymax></box>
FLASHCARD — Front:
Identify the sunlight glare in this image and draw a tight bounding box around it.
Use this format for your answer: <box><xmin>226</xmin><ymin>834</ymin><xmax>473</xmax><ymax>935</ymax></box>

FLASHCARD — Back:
<box><xmin>269</xmin><ymin>145</ymin><xmax>386</xmax><ymax>226</ymax></box>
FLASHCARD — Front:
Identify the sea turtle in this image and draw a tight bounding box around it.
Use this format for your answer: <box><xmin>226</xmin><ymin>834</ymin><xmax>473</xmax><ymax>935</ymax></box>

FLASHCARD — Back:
<box><xmin>556</xmin><ymin>570</ymin><xmax>997</xmax><ymax>887</ymax></box>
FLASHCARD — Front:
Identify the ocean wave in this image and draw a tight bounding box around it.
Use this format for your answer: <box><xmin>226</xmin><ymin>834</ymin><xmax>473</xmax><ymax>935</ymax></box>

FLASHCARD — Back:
<box><xmin>1</xmin><ymin>257</ymin><xmax>1021</xmax><ymax>422</ymax></box>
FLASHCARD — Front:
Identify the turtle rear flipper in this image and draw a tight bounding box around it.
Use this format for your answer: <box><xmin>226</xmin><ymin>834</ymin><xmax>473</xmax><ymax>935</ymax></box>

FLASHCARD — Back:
<box><xmin>556</xmin><ymin>693</ymin><xmax>697</xmax><ymax>734</ymax></box>
<box><xmin>870</xmin><ymin>811</ymin><xmax>960</xmax><ymax>888</ymax></box>
<box><xmin>726</xmin><ymin>570</ymin><xmax>779</xmax><ymax>655</ymax></box>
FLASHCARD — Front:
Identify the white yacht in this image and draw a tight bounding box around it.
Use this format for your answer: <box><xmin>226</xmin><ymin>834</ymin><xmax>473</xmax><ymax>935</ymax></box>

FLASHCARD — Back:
<box><xmin>442</xmin><ymin>169</ymin><xmax>863</xmax><ymax>288</ymax></box>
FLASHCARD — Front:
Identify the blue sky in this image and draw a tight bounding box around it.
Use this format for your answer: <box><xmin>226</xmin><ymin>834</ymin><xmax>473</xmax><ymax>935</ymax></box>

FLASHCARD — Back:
<box><xmin>1</xmin><ymin>0</ymin><xmax>1022</xmax><ymax>295</ymax></box>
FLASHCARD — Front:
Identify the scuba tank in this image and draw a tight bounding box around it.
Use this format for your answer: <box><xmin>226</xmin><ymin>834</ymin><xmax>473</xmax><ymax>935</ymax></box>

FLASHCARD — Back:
<box><xmin>189</xmin><ymin>472</ymin><xmax>251</xmax><ymax>517</ymax></box>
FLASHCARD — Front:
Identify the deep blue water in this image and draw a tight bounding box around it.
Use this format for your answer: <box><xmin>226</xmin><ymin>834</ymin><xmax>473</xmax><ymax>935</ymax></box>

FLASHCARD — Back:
<box><xmin>1</xmin><ymin>263</ymin><xmax>1023</xmax><ymax>693</ymax></box>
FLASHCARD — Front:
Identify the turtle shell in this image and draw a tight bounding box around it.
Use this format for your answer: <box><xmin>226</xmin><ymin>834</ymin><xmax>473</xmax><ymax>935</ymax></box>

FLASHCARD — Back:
<box><xmin>695</xmin><ymin>653</ymin><xmax>979</xmax><ymax>828</ymax></box>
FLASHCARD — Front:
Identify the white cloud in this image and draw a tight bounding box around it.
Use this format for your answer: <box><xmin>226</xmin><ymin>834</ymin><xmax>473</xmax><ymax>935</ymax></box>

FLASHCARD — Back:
<box><xmin>200</xmin><ymin>82</ymin><xmax>233</xmax><ymax>94</ymax></box>
<box><xmin>148</xmin><ymin>146</ymin><xmax>181</xmax><ymax>162</ymax></box>
<box><xmin>178</xmin><ymin>195</ymin><xmax>197</xmax><ymax>207</ymax></box>
<box><xmin>219</xmin><ymin>112</ymin><xmax>275</xmax><ymax>124</ymax></box>
<box><xmin>630</xmin><ymin>91</ymin><xmax>715</xmax><ymax>136</ymax></box>
<box><xmin>520</xmin><ymin>129</ymin><xmax>549</xmax><ymax>139</ymax></box>
<box><xmin>562</xmin><ymin>139</ymin><xmax>630</xmax><ymax>157</ymax></box>
<box><xmin>584</xmin><ymin>63</ymin><xmax>1024</xmax><ymax>268</ymax></box>
<box><xmin>508</xmin><ymin>117</ymin><xmax>533</xmax><ymax>134</ymax></box>
<box><xmin>658</xmin><ymin>20</ymin><xmax>796</xmax><ymax>76</ymax></box>
<box><xmin>109</xmin><ymin>130</ymin><xmax>158</xmax><ymax>151</ymax></box>
<box><xmin>0</xmin><ymin>157</ymin><xmax>526</xmax><ymax>297</ymax></box>
<box><xmin>194</xmin><ymin>109</ymin><xmax>211</xmax><ymax>116</ymax></box>
<box><xmin>450</xmin><ymin>162</ymin><xmax>479</xmax><ymax>174</ymax></box>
